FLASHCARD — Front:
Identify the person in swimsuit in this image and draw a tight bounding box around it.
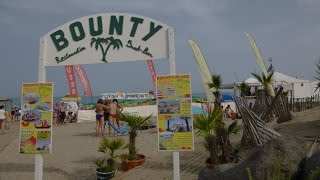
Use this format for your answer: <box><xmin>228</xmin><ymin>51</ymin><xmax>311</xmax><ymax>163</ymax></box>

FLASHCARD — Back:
<box><xmin>59</xmin><ymin>102</ymin><xmax>66</xmax><ymax>124</ymax></box>
<box><xmin>95</xmin><ymin>99</ymin><xmax>107</xmax><ymax>136</ymax></box>
<box><xmin>53</xmin><ymin>103</ymin><xmax>60</xmax><ymax>125</ymax></box>
<box><xmin>109</xmin><ymin>99</ymin><xmax>122</xmax><ymax>128</ymax></box>
<box><xmin>11</xmin><ymin>107</ymin><xmax>16</xmax><ymax>121</ymax></box>
<box><xmin>103</xmin><ymin>100</ymin><xmax>111</xmax><ymax>134</ymax></box>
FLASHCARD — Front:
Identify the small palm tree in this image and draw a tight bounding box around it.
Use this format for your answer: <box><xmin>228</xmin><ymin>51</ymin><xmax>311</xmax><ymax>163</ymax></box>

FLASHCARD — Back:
<box><xmin>90</xmin><ymin>36</ymin><xmax>123</xmax><ymax>63</ymax></box>
<box><xmin>93</xmin><ymin>137</ymin><xmax>127</xmax><ymax>172</ymax></box>
<box><xmin>118</xmin><ymin>113</ymin><xmax>152</xmax><ymax>160</ymax></box>
<box><xmin>251</xmin><ymin>71</ymin><xmax>274</xmax><ymax>95</ymax></box>
<box><xmin>236</xmin><ymin>82</ymin><xmax>248</xmax><ymax>97</ymax></box>
<box><xmin>208</xmin><ymin>74</ymin><xmax>222</xmax><ymax>108</ymax></box>
<box><xmin>195</xmin><ymin>105</ymin><xmax>239</xmax><ymax>165</ymax></box>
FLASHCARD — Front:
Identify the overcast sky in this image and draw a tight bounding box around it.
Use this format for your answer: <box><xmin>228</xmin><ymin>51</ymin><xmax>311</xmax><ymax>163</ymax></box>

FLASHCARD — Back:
<box><xmin>1</xmin><ymin>0</ymin><xmax>320</xmax><ymax>98</ymax></box>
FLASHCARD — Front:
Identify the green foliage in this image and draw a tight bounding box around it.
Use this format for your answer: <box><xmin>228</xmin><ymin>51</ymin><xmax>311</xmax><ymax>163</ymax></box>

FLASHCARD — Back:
<box><xmin>93</xmin><ymin>137</ymin><xmax>127</xmax><ymax>172</ymax></box>
<box><xmin>236</xmin><ymin>82</ymin><xmax>248</xmax><ymax>97</ymax></box>
<box><xmin>251</xmin><ymin>72</ymin><xmax>274</xmax><ymax>95</ymax></box>
<box><xmin>272</xmin><ymin>151</ymin><xmax>282</xmax><ymax>180</ymax></box>
<box><xmin>207</xmin><ymin>74</ymin><xmax>222</xmax><ymax>106</ymax></box>
<box><xmin>246</xmin><ymin>167</ymin><xmax>253</xmax><ymax>180</ymax></box>
<box><xmin>307</xmin><ymin>166</ymin><xmax>320</xmax><ymax>180</ymax></box>
<box><xmin>195</xmin><ymin>105</ymin><xmax>238</xmax><ymax>164</ymax></box>
<box><xmin>118</xmin><ymin>113</ymin><xmax>152</xmax><ymax>160</ymax></box>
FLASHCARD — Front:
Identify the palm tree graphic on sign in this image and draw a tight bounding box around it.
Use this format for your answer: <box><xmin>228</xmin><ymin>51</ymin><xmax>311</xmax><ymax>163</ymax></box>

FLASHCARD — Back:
<box><xmin>90</xmin><ymin>36</ymin><xmax>123</xmax><ymax>63</ymax></box>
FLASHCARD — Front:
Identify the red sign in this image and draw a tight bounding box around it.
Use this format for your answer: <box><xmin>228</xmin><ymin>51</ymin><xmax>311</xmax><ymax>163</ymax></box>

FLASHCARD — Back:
<box><xmin>64</xmin><ymin>65</ymin><xmax>78</xmax><ymax>96</ymax></box>
<box><xmin>147</xmin><ymin>60</ymin><xmax>157</xmax><ymax>88</ymax></box>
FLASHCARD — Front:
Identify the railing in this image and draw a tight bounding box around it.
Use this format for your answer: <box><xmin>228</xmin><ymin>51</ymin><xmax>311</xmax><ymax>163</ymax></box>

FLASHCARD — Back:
<box><xmin>289</xmin><ymin>94</ymin><xmax>320</xmax><ymax>112</ymax></box>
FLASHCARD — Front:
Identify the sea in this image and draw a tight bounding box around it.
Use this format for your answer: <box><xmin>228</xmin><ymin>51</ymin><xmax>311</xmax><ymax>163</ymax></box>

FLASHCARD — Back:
<box><xmin>2</xmin><ymin>91</ymin><xmax>234</xmax><ymax>111</ymax></box>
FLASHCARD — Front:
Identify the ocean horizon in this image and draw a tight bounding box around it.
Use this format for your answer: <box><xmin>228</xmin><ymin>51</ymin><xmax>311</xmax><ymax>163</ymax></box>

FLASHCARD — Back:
<box><xmin>1</xmin><ymin>91</ymin><xmax>234</xmax><ymax>111</ymax></box>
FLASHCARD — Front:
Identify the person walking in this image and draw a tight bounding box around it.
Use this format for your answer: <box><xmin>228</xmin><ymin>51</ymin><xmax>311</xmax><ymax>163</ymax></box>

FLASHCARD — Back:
<box><xmin>11</xmin><ymin>107</ymin><xmax>16</xmax><ymax>121</ymax></box>
<box><xmin>59</xmin><ymin>102</ymin><xmax>66</xmax><ymax>124</ymax></box>
<box><xmin>53</xmin><ymin>103</ymin><xmax>60</xmax><ymax>125</ymax></box>
<box><xmin>95</xmin><ymin>99</ymin><xmax>107</xmax><ymax>137</ymax></box>
<box><xmin>0</xmin><ymin>105</ymin><xmax>6</xmax><ymax>135</ymax></box>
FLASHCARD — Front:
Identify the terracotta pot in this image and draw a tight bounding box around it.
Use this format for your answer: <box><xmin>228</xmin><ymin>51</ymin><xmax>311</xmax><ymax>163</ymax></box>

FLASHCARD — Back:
<box><xmin>122</xmin><ymin>154</ymin><xmax>146</xmax><ymax>171</ymax></box>
<box><xmin>205</xmin><ymin>158</ymin><xmax>218</xmax><ymax>169</ymax></box>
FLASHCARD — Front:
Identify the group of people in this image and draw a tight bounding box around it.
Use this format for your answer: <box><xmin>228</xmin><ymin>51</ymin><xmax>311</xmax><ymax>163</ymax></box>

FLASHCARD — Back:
<box><xmin>95</xmin><ymin>99</ymin><xmax>123</xmax><ymax>137</ymax></box>
<box><xmin>10</xmin><ymin>107</ymin><xmax>20</xmax><ymax>121</ymax></box>
<box><xmin>54</xmin><ymin>102</ymin><xmax>77</xmax><ymax>125</ymax></box>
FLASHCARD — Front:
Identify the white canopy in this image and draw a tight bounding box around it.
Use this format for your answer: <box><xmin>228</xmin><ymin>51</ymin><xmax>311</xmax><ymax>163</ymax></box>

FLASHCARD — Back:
<box><xmin>241</xmin><ymin>72</ymin><xmax>310</xmax><ymax>85</ymax></box>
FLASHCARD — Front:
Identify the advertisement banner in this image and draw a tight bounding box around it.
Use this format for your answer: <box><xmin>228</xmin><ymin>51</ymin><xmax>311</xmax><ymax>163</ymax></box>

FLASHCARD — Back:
<box><xmin>126</xmin><ymin>93</ymin><xmax>155</xmax><ymax>99</ymax></box>
<box><xmin>64</xmin><ymin>65</ymin><xmax>78</xmax><ymax>96</ymax></box>
<box><xmin>20</xmin><ymin>82</ymin><xmax>53</xmax><ymax>154</ymax></box>
<box><xmin>156</xmin><ymin>74</ymin><xmax>193</xmax><ymax>151</ymax></box>
<box><xmin>73</xmin><ymin>65</ymin><xmax>92</xmax><ymax>96</ymax></box>
<box><xmin>101</xmin><ymin>93</ymin><xmax>126</xmax><ymax>100</ymax></box>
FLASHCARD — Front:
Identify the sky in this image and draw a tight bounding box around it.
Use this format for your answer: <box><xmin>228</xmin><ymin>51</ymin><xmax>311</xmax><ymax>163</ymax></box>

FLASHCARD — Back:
<box><xmin>1</xmin><ymin>0</ymin><xmax>320</xmax><ymax>98</ymax></box>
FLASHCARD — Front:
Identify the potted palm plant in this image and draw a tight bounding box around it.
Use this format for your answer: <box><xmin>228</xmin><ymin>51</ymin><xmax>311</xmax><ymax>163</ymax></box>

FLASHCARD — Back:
<box><xmin>195</xmin><ymin>105</ymin><xmax>239</xmax><ymax>169</ymax></box>
<box><xmin>93</xmin><ymin>137</ymin><xmax>127</xmax><ymax>180</ymax></box>
<box><xmin>117</xmin><ymin>112</ymin><xmax>153</xmax><ymax>171</ymax></box>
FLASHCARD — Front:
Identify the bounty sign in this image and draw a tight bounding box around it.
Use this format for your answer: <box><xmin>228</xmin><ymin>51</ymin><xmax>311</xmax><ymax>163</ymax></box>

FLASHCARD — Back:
<box><xmin>40</xmin><ymin>13</ymin><xmax>174</xmax><ymax>67</ymax></box>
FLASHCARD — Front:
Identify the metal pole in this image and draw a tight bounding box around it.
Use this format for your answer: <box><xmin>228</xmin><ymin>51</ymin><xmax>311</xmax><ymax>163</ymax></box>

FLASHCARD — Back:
<box><xmin>168</xmin><ymin>28</ymin><xmax>179</xmax><ymax>180</ymax></box>
<box><xmin>35</xmin><ymin>37</ymin><xmax>46</xmax><ymax>180</ymax></box>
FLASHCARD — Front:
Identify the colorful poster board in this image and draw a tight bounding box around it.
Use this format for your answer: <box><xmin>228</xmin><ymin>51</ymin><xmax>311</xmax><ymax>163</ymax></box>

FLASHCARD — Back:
<box><xmin>20</xmin><ymin>83</ymin><xmax>53</xmax><ymax>154</ymax></box>
<box><xmin>156</xmin><ymin>74</ymin><xmax>194</xmax><ymax>151</ymax></box>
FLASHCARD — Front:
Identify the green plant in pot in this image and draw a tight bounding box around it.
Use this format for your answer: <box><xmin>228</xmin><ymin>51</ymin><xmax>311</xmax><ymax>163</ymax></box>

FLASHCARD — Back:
<box><xmin>118</xmin><ymin>112</ymin><xmax>152</xmax><ymax>170</ymax></box>
<box><xmin>93</xmin><ymin>137</ymin><xmax>127</xmax><ymax>180</ymax></box>
<box><xmin>195</xmin><ymin>105</ymin><xmax>239</xmax><ymax>168</ymax></box>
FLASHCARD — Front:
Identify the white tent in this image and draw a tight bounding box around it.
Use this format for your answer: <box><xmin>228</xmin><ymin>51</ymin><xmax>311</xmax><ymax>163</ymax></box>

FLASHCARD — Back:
<box><xmin>236</xmin><ymin>72</ymin><xmax>318</xmax><ymax>98</ymax></box>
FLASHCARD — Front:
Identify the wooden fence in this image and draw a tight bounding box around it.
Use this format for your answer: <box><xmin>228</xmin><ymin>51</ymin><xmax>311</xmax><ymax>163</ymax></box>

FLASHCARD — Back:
<box><xmin>289</xmin><ymin>94</ymin><xmax>320</xmax><ymax>112</ymax></box>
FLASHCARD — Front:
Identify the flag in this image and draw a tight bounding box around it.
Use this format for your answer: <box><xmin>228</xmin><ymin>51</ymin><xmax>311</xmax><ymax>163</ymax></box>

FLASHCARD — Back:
<box><xmin>187</xmin><ymin>39</ymin><xmax>215</xmax><ymax>102</ymax></box>
<box><xmin>64</xmin><ymin>65</ymin><xmax>78</xmax><ymax>97</ymax></box>
<box><xmin>244</xmin><ymin>32</ymin><xmax>275</xmax><ymax>96</ymax></box>
<box><xmin>147</xmin><ymin>60</ymin><xmax>157</xmax><ymax>88</ymax></box>
<box><xmin>73</xmin><ymin>65</ymin><xmax>92</xmax><ymax>96</ymax></box>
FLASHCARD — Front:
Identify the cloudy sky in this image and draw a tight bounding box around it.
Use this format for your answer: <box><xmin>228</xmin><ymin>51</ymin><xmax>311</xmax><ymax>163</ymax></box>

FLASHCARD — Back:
<box><xmin>1</xmin><ymin>0</ymin><xmax>320</xmax><ymax>98</ymax></box>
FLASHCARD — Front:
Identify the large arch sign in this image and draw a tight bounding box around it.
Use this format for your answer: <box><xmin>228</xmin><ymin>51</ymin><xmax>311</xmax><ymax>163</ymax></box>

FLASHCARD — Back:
<box><xmin>39</xmin><ymin>13</ymin><xmax>176</xmax><ymax>81</ymax></box>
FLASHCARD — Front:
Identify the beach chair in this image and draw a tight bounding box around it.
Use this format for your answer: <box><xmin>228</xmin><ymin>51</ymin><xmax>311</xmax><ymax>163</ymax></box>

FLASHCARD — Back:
<box><xmin>104</xmin><ymin>121</ymin><xmax>129</xmax><ymax>136</ymax></box>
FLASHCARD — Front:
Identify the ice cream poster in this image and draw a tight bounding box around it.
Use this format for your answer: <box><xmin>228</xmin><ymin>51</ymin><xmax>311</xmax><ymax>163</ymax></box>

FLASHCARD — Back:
<box><xmin>20</xmin><ymin>82</ymin><xmax>53</xmax><ymax>154</ymax></box>
<box><xmin>156</xmin><ymin>74</ymin><xmax>194</xmax><ymax>151</ymax></box>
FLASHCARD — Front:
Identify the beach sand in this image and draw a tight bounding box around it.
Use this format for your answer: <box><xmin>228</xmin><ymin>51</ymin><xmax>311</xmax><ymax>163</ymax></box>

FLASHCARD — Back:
<box><xmin>0</xmin><ymin>107</ymin><xmax>319</xmax><ymax>180</ymax></box>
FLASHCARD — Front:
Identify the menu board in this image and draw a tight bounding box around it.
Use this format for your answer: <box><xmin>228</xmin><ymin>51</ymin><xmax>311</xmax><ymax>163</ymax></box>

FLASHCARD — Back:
<box><xmin>20</xmin><ymin>83</ymin><xmax>53</xmax><ymax>154</ymax></box>
<box><xmin>156</xmin><ymin>74</ymin><xmax>194</xmax><ymax>151</ymax></box>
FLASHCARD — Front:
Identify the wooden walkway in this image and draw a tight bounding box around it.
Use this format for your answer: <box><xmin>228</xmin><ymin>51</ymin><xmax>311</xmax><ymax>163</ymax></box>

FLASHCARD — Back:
<box><xmin>114</xmin><ymin>129</ymin><xmax>207</xmax><ymax>180</ymax></box>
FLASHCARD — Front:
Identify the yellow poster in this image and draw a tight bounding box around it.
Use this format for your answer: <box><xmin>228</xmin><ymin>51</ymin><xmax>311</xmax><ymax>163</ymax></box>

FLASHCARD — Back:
<box><xmin>156</xmin><ymin>74</ymin><xmax>194</xmax><ymax>151</ymax></box>
<box><xmin>20</xmin><ymin>82</ymin><xmax>53</xmax><ymax>154</ymax></box>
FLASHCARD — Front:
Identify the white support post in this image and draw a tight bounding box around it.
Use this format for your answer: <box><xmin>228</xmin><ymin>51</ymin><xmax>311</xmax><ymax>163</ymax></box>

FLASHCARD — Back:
<box><xmin>35</xmin><ymin>37</ymin><xmax>46</xmax><ymax>180</ymax></box>
<box><xmin>35</xmin><ymin>154</ymin><xmax>43</xmax><ymax>180</ymax></box>
<box><xmin>168</xmin><ymin>28</ymin><xmax>176</xmax><ymax>75</ymax></box>
<box><xmin>173</xmin><ymin>152</ymin><xmax>180</xmax><ymax>180</ymax></box>
<box><xmin>168</xmin><ymin>28</ymin><xmax>179</xmax><ymax>180</ymax></box>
